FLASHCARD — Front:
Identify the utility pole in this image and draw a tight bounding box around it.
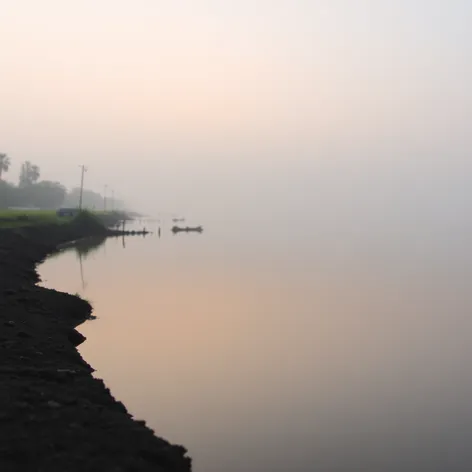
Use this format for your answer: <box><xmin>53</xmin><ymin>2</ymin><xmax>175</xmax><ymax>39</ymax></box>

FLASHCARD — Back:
<box><xmin>111</xmin><ymin>189</ymin><xmax>115</xmax><ymax>211</ymax></box>
<box><xmin>104</xmin><ymin>184</ymin><xmax>108</xmax><ymax>212</ymax></box>
<box><xmin>79</xmin><ymin>165</ymin><xmax>87</xmax><ymax>210</ymax></box>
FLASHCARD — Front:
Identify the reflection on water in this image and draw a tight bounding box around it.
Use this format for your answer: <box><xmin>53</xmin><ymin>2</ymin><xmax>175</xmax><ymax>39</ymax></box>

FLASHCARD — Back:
<box><xmin>39</xmin><ymin>223</ymin><xmax>472</xmax><ymax>472</ymax></box>
<box><xmin>74</xmin><ymin>238</ymin><xmax>106</xmax><ymax>290</ymax></box>
<box><xmin>52</xmin><ymin>236</ymin><xmax>108</xmax><ymax>260</ymax></box>
<box><xmin>48</xmin><ymin>236</ymin><xmax>108</xmax><ymax>291</ymax></box>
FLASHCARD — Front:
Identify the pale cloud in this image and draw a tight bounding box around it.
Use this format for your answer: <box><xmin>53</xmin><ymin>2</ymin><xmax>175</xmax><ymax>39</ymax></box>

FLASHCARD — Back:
<box><xmin>0</xmin><ymin>0</ymin><xmax>470</xmax><ymax>217</ymax></box>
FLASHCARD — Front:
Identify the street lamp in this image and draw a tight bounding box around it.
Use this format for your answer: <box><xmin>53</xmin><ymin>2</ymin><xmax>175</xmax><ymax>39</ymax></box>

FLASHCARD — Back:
<box><xmin>104</xmin><ymin>184</ymin><xmax>108</xmax><ymax>212</ymax></box>
<box><xmin>79</xmin><ymin>165</ymin><xmax>87</xmax><ymax>210</ymax></box>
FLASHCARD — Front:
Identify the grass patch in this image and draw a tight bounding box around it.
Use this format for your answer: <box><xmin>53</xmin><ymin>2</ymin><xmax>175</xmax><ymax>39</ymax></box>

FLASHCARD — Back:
<box><xmin>0</xmin><ymin>209</ymin><xmax>57</xmax><ymax>218</ymax></box>
<box><xmin>0</xmin><ymin>208</ymin><xmax>126</xmax><ymax>230</ymax></box>
<box><xmin>73</xmin><ymin>292</ymin><xmax>91</xmax><ymax>304</ymax></box>
<box><xmin>0</xmin><ymin>210</ymin><xmax>72</xmax><ymax>228</ymax></box>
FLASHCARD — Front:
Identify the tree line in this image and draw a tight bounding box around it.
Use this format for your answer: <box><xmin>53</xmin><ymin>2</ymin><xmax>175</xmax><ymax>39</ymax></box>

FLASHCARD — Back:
<box><xmin>0</xmin><ymin>153</ymin><xmax>122</xmax><ymax>210</ymax></box>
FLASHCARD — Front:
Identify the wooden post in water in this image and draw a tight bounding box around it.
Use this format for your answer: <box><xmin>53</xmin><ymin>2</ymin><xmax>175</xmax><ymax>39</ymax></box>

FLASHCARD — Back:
<box><xmin>122</xmin><ymin>220</ymin><xmax>126</xmax><ymax>248</ymax></box>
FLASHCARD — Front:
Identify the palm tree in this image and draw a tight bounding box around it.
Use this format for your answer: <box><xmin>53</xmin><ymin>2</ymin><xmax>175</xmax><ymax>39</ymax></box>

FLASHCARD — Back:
<box><xmin>0</xmin><ymin>153</ymin><xmax>11</xmax><ymax>181</ymax></box>
<box><xmin>19</xmin><ymin>161</ymin><xmax>40</xmax><ymax>186</ymax></box>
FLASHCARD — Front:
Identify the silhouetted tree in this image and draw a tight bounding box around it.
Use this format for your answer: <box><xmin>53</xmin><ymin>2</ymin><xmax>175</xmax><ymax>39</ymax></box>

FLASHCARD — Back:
<box><xmin>0</xmin><ymin>160</ymin><xmax>125</xmax><ymax>211</ymax></box>
<box><xmin>19</xmin><ymin>161</ymin><xmax>40</xmax><ymax>187</ymax></box>
<box><xmin>0</xmin><ymin>153</ymin><xmax>11</xmax><ymax>181</ymax></box>
<box><xmin>0</xmin><ymin>180</ymin><xmax>17</xmax><ymax>208</ymax></box>
<box><xmin>31</xmin><ymin>181</ymin><xmax>67</xmax><ymax>209</ymax></box>
<box><xmin>63</xmin><ymin>187</ymin><xmax>111</xmax><ymax>210</ymax></box>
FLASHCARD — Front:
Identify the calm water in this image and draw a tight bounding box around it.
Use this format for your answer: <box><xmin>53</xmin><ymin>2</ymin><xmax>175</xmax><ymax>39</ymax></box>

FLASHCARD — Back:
<box><xmin>40</xmin><ymin>219</ymin><xmax>472</xmax><ymax>472</ymax></box>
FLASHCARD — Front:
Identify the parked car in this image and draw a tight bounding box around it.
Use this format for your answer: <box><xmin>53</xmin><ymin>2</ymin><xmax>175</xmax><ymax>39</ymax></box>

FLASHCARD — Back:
<box><xmin>56</xmin><ymin>208</ymin><xmax>80</xmax><ymax>218</ymax></box>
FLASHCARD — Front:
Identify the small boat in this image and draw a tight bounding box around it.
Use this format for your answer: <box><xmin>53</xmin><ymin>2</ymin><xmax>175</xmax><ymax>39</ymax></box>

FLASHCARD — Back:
<box><xmin>171</xmin><ymin>225</ymin><xmax>203</xmax><ymax>233</ymax></box>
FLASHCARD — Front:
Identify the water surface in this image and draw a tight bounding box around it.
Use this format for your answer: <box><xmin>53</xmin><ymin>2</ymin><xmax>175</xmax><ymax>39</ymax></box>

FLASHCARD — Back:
<box><xmin>40</xmin><ymin>219</ymin><xmax>472</xmax><ymax>471</ymax></box>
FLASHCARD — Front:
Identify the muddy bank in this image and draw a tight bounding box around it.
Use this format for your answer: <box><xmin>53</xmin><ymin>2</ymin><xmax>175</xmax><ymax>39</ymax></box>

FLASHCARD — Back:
<box><xmin>0</xmin><ymin>224</ymin><xmax>191</xmax><ymax>472</ymax></box>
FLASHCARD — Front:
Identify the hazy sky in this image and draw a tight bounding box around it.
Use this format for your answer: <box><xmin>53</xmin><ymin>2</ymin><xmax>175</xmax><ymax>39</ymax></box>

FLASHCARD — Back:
<box><xmin>1</xmin><ymin>0</ymin><xmax>471</xmax><ymax>220</ymax></box>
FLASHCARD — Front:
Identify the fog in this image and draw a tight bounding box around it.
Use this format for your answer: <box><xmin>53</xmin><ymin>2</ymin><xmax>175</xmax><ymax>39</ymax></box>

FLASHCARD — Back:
<box><xmin>3</xmin><ymin>3</ymin><xmax>472</xmax><ymax>470</ymax></box>
<box><xmin>1</xmin><ymin>0</ymin><xmax>471</xmax><ymax>235</ymax></box>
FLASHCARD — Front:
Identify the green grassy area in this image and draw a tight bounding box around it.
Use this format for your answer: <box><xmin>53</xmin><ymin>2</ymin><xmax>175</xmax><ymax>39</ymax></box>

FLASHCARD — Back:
<box><xmin>0</xmin><ymin>209</ymin><xmax>127</xmax><ymax>229</ymax></box>
<box><xmin>0</xmin><ymin>210</ymin><xmax>57</xmax><ymax>218</ymax></box>
<box><xmin>0</xmin><ymin>210</ymin><xmax>72</xmax><ymax>228</ymax></box>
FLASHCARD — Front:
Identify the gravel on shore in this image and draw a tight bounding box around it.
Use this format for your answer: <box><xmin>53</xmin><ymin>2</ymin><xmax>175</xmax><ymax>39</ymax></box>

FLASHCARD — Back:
<box><xmin>0</xmin><ymin>225</ymin><xmax>191</xmax><ymax>472</ymax></box>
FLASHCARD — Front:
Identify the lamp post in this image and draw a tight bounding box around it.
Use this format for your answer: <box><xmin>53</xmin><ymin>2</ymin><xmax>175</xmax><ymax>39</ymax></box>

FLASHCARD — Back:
<box><xmin>104</xmin><ymin>184</ymin><xmax>108</xmax><ymax>212</ymax></box>
<box><xmin>78</xmin><ymin>165</ymin><xmax>87</xmax><ymax>210</ymax></box>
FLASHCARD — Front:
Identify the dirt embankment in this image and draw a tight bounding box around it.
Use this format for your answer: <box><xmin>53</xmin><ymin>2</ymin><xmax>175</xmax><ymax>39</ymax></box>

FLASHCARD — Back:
<box><xmin>0</xmin><ymin>223</ymin><xmax>191</xmax><ymax>472</ymax></box>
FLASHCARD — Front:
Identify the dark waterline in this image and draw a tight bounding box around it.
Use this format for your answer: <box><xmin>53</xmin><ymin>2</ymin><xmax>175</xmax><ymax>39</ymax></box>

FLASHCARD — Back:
<box><xmin>40</xmin><ymin>220</ymin><xmax>472</xmax><ymax>472</ymax></box>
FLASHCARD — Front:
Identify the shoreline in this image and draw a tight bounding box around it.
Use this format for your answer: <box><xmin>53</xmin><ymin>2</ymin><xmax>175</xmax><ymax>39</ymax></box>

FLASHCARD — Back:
<box><xmin>0</xmin><ymin>223</ymin><xmax>191</xmax><ymax>471</ymax></box>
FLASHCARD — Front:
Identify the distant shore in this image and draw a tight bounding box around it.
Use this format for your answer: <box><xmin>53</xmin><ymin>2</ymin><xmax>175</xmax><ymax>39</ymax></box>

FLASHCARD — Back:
<box><xmin>0</xmin><ymin>215</ymin><xmax>191</xmax><ymax>471</ymax></box>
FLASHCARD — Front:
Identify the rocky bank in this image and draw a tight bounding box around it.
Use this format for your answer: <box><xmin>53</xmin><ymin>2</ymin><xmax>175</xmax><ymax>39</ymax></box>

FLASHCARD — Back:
<box><xmin>0</xmin><ymin>222</ymin><xmax>191</xmax><ymax>472</ymax></box>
